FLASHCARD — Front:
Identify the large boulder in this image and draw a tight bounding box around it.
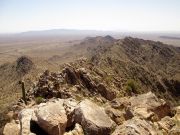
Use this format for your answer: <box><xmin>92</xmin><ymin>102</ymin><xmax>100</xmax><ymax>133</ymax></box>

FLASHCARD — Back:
<box><xmin>74</xmin><ymin>99</ymin><xmax>115</xmax><ymax>135</ymax></box>
<box><xmin>34</xmin><ymin>99</ymin><xmax>67</xmax><ymax>135</ymax></box>
<box><xmin>129</xmin><ymin>92</ymin><xmax>170</xmax><ymax>121</ymax></box>
<box><xmin>17</xmin><ymin>99</ymin><xmax>78</xmax><ymax>135</ymax></box>
<box><xmin>112</xmin><ymin>117</ymin><xmax>157</xmax><ymax>135</ymax></box>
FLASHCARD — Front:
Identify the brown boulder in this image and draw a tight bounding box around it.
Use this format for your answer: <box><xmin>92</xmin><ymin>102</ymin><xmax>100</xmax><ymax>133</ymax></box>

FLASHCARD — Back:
<box><xmin>74</xmin><ymin>99</ymin><xmax>115</xmax><ymax>135</ymax></box>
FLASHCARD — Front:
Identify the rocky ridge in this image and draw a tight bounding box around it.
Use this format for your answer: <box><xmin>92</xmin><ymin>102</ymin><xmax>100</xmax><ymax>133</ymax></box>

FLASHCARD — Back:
<box><xmin>2</xmin><ymin>36</ymin><xmax>180</xmax><ymax>135</ymax></box>
<box><xmin>3</xmin><ymin>61</ymin><xmax>180</xmax><ymax>135</ymax></box>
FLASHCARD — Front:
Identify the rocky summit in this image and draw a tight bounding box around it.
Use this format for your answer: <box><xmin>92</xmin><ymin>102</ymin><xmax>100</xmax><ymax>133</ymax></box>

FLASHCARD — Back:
<box><xmin>1</xmin><ymin>36</ymin><xmax>180</xmax><ymax>135</ymax></box>
<box><xmin>2</xmin><ymin>64</ymin><xmax>180</xmax><ymax>135</ymax></box>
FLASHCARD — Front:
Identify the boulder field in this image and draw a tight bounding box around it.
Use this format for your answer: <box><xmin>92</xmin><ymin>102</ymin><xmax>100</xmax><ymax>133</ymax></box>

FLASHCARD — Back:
<box><xmin>3</xmin><ymin>93</ymin><xmax>180</xmax><ymax>135</ymax></box>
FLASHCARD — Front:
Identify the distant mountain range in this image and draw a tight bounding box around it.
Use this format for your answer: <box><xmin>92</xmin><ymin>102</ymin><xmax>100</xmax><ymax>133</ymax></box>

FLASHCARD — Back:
<box><xmin>0</xmin><ymin>29</ymin><xmax>115</xmax><ymax>37</ymax></box>
<box><xmin>0</xmin><ymin>29</ymin><xmax>117</xmax><ymax>43</ymax></box>
<box><xmin>160</xmin><ymin>36</ymin><xmax>180</xmax><ymax>40</ymax></box>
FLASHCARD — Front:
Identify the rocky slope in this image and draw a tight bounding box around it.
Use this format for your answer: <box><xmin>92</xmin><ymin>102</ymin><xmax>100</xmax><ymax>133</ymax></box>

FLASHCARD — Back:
<box><xmin>1</xmin><ymin>36</ymin><xmax>180</xmax><ymax>135</ymax></box>
<box><xmin>2</xmin><ymin>65</ymin><xmax>180</xmax><ymax>135</ymax></box>
<box><xmin>0</xmin><ymin>56</ymin><xmax>37</xmax><ymax>129</ymax></box>
<box><xmin>86</xmin><ymin>36</ymin><xmax>180</xmax><ymax>104</ymax></box>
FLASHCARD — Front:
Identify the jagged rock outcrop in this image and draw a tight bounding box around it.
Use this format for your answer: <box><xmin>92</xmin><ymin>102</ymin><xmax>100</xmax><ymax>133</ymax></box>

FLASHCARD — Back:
<box><xmin>63</xmin><ymin>67</ymin><xmax>78</xmax><ymax>85</ymax></box>
<box><xmin>76</xmin><ymin>68</ymin><xmax>96</xmax><ymax>90</ymax></box>
<box><xmin>33</xmin><ymin>66</ymin><xmax>118</xmax><ymax>101</ymax></box>
<box><xmin>74</xmin><ymin>99</ymin><xmax>115</xmax><ymax>135</ymax></box>
<box><xmin>34</xmin><ymin>70</ymin><xmax>71</xmax><ymax>99</ymax></box>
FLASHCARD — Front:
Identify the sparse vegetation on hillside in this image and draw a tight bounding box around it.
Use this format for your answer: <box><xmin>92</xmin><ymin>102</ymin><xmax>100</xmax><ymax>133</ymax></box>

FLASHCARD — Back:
<box><xmin>16</xmin><ymin>56</ymin><xmax>34</xmax><ymax>75</ymax></box>
<box><xmin>35</xmin><ymin>96</ymin><xmax>44</xmax><ymax>104</ymax></box>
<box><xmin>125</xmin><ymin>79</ymin><xmax>139</xmax><ymax>94</ymax></box>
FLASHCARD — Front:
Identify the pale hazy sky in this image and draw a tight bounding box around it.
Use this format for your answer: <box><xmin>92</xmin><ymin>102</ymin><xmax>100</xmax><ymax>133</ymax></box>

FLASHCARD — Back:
<box><xmin>0</xmin><ymin>0</ymin><xmax>180</xmax><ymax>33</ymax></box>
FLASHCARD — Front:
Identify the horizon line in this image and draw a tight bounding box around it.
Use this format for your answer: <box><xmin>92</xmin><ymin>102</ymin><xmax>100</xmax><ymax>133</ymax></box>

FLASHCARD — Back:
<box><xmin>1</xmin><ymin>28</ymin><xmax>180</xmax><ymax>35</ymax></box>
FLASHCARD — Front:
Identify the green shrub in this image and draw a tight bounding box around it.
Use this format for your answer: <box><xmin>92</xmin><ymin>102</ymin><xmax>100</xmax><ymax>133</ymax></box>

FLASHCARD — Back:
<box><xmin>126</xmin><ymin>79</ymin><xmax>138</xmax><ymax>93</ymax></box>
<box><xmin>126</xmin><ymin>85</ymin><xmax>132</xmax><ymax>93</ymax></box>
<box><xmin>35</xmin><ymin>96</ymin><xmax>44</xmax><ymax>104</ymax></box>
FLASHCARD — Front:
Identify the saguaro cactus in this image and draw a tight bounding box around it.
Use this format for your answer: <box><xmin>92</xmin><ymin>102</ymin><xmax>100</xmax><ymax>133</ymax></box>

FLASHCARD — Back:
<box><xmin>19</xmin><ymin>81</ymin><xmax>27</xmax><ymax>105</ymax></box>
